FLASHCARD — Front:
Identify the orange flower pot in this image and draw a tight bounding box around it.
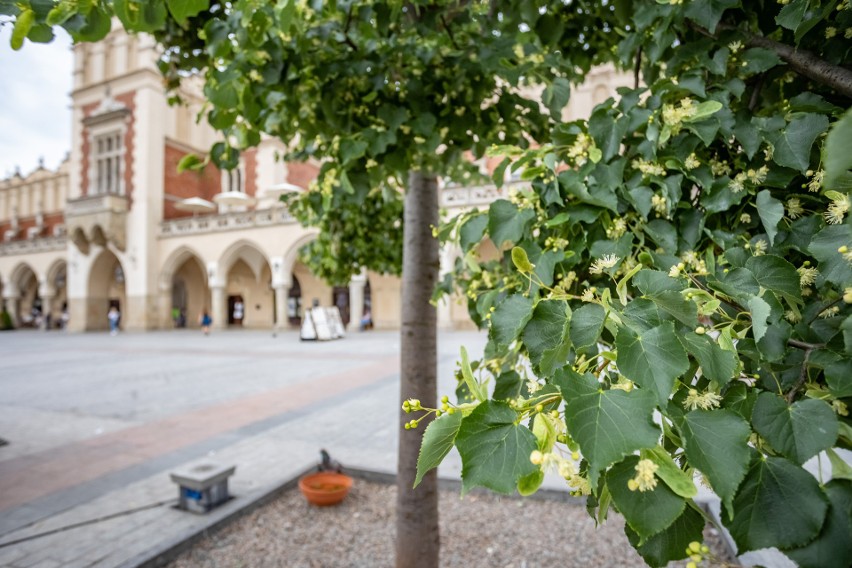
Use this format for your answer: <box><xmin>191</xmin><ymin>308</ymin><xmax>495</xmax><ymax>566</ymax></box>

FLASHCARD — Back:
<box><xmin>299</xmin><ymin>472</ymin><xmax>353</xmax><ymax>506</ymax></box>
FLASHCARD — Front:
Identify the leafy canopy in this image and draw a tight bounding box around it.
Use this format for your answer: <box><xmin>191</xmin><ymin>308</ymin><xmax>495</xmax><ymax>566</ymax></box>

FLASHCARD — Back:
<box><xmin>406</xmin><ymin>1</ymin><xmax>852</xmax><ymax>566</ymax></box>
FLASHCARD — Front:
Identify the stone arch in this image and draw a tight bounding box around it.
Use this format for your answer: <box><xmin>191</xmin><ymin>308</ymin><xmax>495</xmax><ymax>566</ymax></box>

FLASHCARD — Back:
<box><xmin>86</xmin><ymin>248</ymin><xmax>127</xmax><ymax>331</ymax></box>
<box><xmin>9</xmin><ymin>262</ymin><xmax>40</xmax><ymax>327</ymax></box>
<box><xmin>44</xmin><ymin>259</ymin><xmax>68</xmax><ymax>325</ymax></box>
<box><xmin>281</xmin><ymin>231</ymin><xmax>319</xmax><ymax>282</ymax></box>
<box><xmin>218</xmin><ymin>239</ymin><xmax>271</xmax><ymax>283</ymax></box>
<box><xmin>161</xmin><ymin>245</ymin><xmax>209</xmax><ymax>328</ymax></box>
<box><xmin>218</xmin><ymin>239</ymin><xmax>273</xmax><ymax>328</ymax></box>
<box><xmin>161</xmin><ymin>245</ymin><xmax>208</xmax><ymax>288</ymax></box>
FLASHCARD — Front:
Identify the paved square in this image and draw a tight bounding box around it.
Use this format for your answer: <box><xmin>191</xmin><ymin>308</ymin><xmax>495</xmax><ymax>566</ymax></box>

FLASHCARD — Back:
<box><xmin>0</xmin><ymin>329</ymin><xmax>487</xmax><ymax>567</ymax></box>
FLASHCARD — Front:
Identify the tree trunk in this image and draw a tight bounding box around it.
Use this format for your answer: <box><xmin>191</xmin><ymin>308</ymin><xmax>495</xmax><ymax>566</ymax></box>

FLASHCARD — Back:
<box><xmin>396</xmin><ymin>171</ymin><xmax>440</xmax><ymax>568</ymax></box>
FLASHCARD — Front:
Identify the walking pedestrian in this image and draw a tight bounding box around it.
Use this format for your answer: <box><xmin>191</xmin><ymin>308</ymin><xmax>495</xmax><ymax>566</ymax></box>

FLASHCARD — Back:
<box><xmin>108</xmin><ymin>306</ymin><xmax>120</xmax><ymax>336</ymax></box>
<box><xmin>200</xmin><ymin>309</ymin><xmax>212</xmax><ymax>336</ymax></box>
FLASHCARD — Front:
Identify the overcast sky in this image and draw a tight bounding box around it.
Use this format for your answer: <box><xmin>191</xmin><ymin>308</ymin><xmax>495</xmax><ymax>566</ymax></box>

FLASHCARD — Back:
<box><xmin>0</xmin><ymin>27</ymin><xmax>73</xmax><ymax>179</ymax></box>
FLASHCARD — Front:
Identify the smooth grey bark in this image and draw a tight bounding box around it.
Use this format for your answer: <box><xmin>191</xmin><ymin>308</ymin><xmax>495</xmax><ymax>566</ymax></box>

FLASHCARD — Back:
<box><xmin>395</xmin><ymin>171</ymin><xmax>440</xmax><ymax>568</ymax></box>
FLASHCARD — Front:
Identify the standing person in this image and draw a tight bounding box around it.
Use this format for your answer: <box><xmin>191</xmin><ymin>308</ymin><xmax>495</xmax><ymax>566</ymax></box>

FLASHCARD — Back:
<box><xmin>107</xmin><ymin>306</ymin><xmax>120</xmax><ymax>336</ymax></box>
<box><xmin>200</xmin><ymin>309</ymin><xmax>212</xmax><ymax>336</ymax></box>
<box><xmin>60</xmin><ymin>303</ymin><xmax>70</xmax><ymax>331</ymax></box>
<box><xmin>233</xmin><ymin>298</ymin><xmax>244</xmax><ymax>326</ymax></box>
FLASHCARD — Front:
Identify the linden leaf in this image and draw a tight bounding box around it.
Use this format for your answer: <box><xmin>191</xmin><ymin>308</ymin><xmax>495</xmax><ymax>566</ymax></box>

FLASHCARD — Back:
<box><xmin>606</xmin><ymin>456</ymin><xmax>686</xmax><ymax>538</ymax></box>
<box><xmin>625</xmin><ymin>506</ymin><xmax>705</xmax><ymax>568</ymax></box>
<box><xmin>616</xmin><ymin>322</ymin><xmax>689</xmax><ymax>407</ymax></box>
<box><xmin>455</xmin><ymin>401</ymin><xmax>538</xmax><ymax>495</ymax></box>
<box><xmin>681</xmin><ymin>409</ymin><xmax>751</xmax><ymax>513</ymax></box>
<box><xmin>490</xmin><ymin>294</ymin><xmax>534</xmax><ymax>349</ymax></box>
<box><xmin>556</xmin><ymin>370</ymin><xmax>660</xmax><ymax>487</ymax></box>
<box><xmin>751</xmin><ymin>393</ymin><xmax>838</xmax><ymax>465</ymax></box>
<box><xmin>414</xmin><ymin>411</ymin><xmax>462</xmax><ymax>487</ymax></box>
<box><xmin>724</xmin><ymin>456</ymin><xmax>829</xmax><ymax>552</ymax></box>
<box><xmin>784</xmin><ymin>480</ymin><xmax>852</xmax><ymax>568</ymax></box>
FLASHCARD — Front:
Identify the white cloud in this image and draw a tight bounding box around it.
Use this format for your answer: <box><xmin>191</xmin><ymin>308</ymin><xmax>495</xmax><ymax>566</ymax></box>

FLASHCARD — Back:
<box><xmin>0</xmin><ymin>26</ymin><xmax>73</xmax><ymax>178</ymax></box>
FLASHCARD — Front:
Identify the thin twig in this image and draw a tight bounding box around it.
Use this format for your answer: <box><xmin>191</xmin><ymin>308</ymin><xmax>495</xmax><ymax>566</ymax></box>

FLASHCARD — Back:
<box><xmin>440</xmin><ymin>15</ymin><xmax>461</xmax><ymax>50</ymax></box>
<box><xmin>805</xmin><ymin>297</ymin><xmax>843</xmax><ymax>326</ymax></box>
<box><xmin>785</xmin><ymin>347</ymin><xmax>812</xmax><ymax>403</ymax></box>
<box><xmin>633</xmin><ymin>46</ymin><xmax>642</xmax><ymax>89</ymax></box>
<box><xmin>748</xmin><ymin>74</ymin><xmax>765</xmax><ymax>111</ymax></box>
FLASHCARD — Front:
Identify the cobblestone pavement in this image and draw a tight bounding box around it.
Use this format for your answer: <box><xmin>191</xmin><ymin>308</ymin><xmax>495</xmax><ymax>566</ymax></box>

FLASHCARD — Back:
<box><xmin>0</xmin><ymin>328</ymin><xmax>489</xmax><ymax>568</ymax></box>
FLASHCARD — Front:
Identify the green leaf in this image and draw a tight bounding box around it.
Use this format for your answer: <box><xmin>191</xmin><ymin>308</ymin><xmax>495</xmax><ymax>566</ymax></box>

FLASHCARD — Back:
<box><xmin>492</xmin><ymin>371</ymin><xmax>526</xmax><ymax>401</ymax></box>
<box><xmin>745</xmin><ymin>255</ymin><xmax>803</xmax><ymax>304</ymax></box>
<box><xmin>166</xmin><ymin>0</ymin><xmax>208</xmax><ymax>23</ymax></box>
<box><xmin>511</xmin><ymin>246</ymin><xmax>534</xmax><ymax>273</ymax></box>
<box><xmin>678</xmin><ymin>332</ymin><xmax>737</xmax><ymax>384</ymax></box>
<box><xmin>68</xmin><ymin>5</ymin><xmax>111</xmax><ymax>41</ymax></box>
<box><xmin>517</xmin><ymin>469</ymin><xmax>545</xmax><ymax>496</ymax></box>
<box><xmin>725</xmin><ymin>456</ymin><xmax>829</xmax><ymax>552</ymax></box>
<box><xmin>522</xmin><ymin>300</ymin><xmax>570</xmax><ymax>367</ymax></box>
<box><xmin>606</xmin><ymin>456</ymin><xmax>686</xmax><ymax>538</ymax></box>
<box><xmin>459</xmin><ymin>214</ymin><xmax>487</xmax><ymax>252</ymax></box>
<box><xmin>640</xmin><ymin>446</ymin><xmax>697</xmax><ymax>499</ymax></box>
<box><xmin>47</xmin><ymin>0</ymin><xmax>77</xmax><ymax>26</ymax></box>
<box><xmin>722</xmin><ymin>382</ymin><xmax>756</xmax><ymax>419</ymax></box>
<box><xmin>339</xmin><ymin>138</ymin><xmax>368</xmax><ymax>165</ymax></box>
<box><xmin>414</xmin><ymin>411</ymin><xmax>463</xmax><ymax>487</ymax></box>
<box><xmin>825</xmin><ymin>448</ymin><xmax>852</xmax><ymax>482</ymax></box>
<box><xmin>625</xmin><ymin>506</ymin><xmax>705</xmax><ymax>568</ymax></box>
<box><xmin>751</xmin><ymin>393</ymin><xmax>838</xmax><ymax>465</ymax></box>
<box><xmin>113</xmin><ymin>0</ymin><xmax>168</xmax><ymax>32</ymax></box>
<box><xmin>459</xmin><ymin>346</ymin><xmax>487</xmax><ymax>403</ymax></box>
<box><xmin>756</xmin><ymin>190</ymin><xmax>784</xmax><ymax>245</ymax></box>
<box><xmin>682</xmin><ymin>409</ymin><xmax>752</xmax><ymax>513</ymax></box>
<box><xmin>490</xmin><ymin>295</ymin><xmax>534</xmax><ymax>349</ymax></box>
<box><xmin>776</xmin><ymin>0</ymin><xmax>807</xmax><ymax>31</ymax></box>
<box><xmin>569</xmin><ymin>303</ymin><xmax>606</xmax><ymax>352</ymax></box>
<box><xmin>748</xmin><ymin>296</ymin><xmax>772</xmax><ymax>343</ymax></box>
<box><xmin>177</xmin><ymin>153</ymin><xmax>204</xmax><ymax>173</ymax></box>
<box><xmin>10</xmin><ymin>7</ymin><xmax>34</xmax><ymax>50</ymax></box>
<box><xmin>683</xmin><ymin>100</ymin><xmax>723</xmax><ymax>123</ymax></box>
<box><xmin>741</xmin><ymin>47</ymin><xmax>782</xmax><ymax>74</ymax></box>
<box><xmin>684</xmin><ymin>0</ymin><xmax>738</xmax><ymax>32</ymax></box>
<box><xmin>488</xmin><ymin>200</ymin><xmax>534</xmax><ymax>247</ymax></box>
<box><xmin>825</xmin><ymin>360</ymin><xmax>852</xmax><ymax>398</ymax></box>
<box><xmin>824</xmin><ymin>108</ymin><xmax>852</xmax><ymax>191</ymax></box>
<box><xmin>556</xmin><ymin>370</ymin><xmax>660</xmax><ymax>486</ymax></box>
<box><xmin>542</xmin><ymin>77</ymin><xmax>572</xmax><ymax>116</ymax></box>
<box><xmin>634</xmin><ymin>270</ymin><xmax>683</xmax><ymax>295</ymax></box>
<box><xmin>770</xmin><ymin>113</ymin><xmax>830</xmax><ymax>173</ymax></box>
<box><xmin>455</xmin><ymin>401</ymin><xmax>538</xmax><ymax>494</ymax></box>
<box><xmin>784</xmin><ymin>480</ymin><xmax>852</xmax><ymax>568</ymax></box>
<box><xmin>616</xmin><ymin>323</ymin><xmax>690</xmax><ymax>407</ymax></box>
<box><xmin>809</xmin><ymin>224</ymin><xmax>852</xmax><ymax>287</ymax></box>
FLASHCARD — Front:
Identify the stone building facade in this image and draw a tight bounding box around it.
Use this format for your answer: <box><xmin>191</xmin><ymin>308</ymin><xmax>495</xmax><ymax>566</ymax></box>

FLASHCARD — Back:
<box><xmin>0</xmin><ymin>29</ymin><xmax>632</xmax><ymax>333</ymax></box>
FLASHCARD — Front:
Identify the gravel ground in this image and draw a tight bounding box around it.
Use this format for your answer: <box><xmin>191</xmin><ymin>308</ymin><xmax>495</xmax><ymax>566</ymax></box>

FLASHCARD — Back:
<box><xmin>168</xmin><ymin>480</ymin><xmax>736</xmax><ymax>568</ymax></box>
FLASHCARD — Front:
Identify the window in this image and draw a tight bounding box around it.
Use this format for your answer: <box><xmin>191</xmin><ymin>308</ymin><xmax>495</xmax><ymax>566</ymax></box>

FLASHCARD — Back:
<box><xmin>221</xmin><ymin>164</ymin><xmax>244</xmax><ymax>193</ymax></box>
<box><xmin>94</xmin><ymin>131</ymin><xmax>123</xmax><ymax>195</ymax></box>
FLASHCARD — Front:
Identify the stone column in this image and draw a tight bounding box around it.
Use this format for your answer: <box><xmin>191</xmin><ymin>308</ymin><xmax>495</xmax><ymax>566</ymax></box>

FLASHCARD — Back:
<box><xmin>211</xmin><ymin>285</ymin><xmax>226</xmax><ymax>330</ymax></box>
<box><xmin>38</xmin><ymin>280</ymin><xmax>54</xmax><ymax>331</ymax></box>
<box><xmin>40</xmin><ymin>294</ymin><xmax>54</xmax><ymax>330</ymax></box>
<box><xmin>348</xmin><ymin>271</ymin><xmax>367</xmax><ymax>332</ymax></box>
<box><xmin>274</xmin><ymin>284</ymin><xmax>289</xmax><ymax>332</ymax></box>
<box><xmin>159</xmin><ymin>284</ymin><xmax>172</xmax><ymax>329</ymax></box>
<box><xmin>3</xmin><ymin>294</ymin><xmax>20</xmax><ymax>328</ymax></box>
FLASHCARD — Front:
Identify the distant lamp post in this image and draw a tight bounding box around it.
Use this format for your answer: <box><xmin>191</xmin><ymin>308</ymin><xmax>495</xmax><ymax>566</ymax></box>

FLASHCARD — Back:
<box><xmin>115</xmin><ymin>265</ymin><xmax>125</xmax><ymax>284</ymax></box>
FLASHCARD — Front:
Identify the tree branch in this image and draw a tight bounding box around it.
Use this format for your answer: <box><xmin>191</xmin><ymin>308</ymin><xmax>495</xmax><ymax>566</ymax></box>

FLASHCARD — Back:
<box><xmin>715</xmin><ymin>23</ymin><xmax>852</xmax><ymax>99</ymax></box>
